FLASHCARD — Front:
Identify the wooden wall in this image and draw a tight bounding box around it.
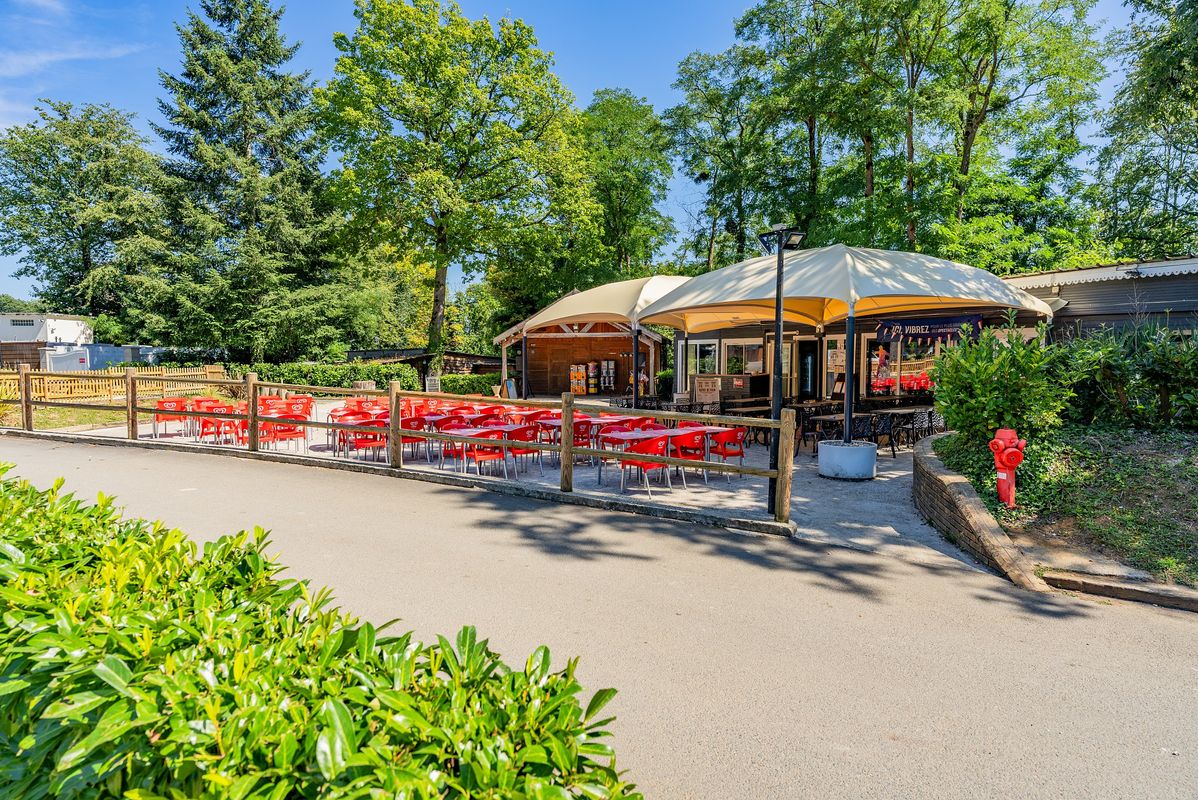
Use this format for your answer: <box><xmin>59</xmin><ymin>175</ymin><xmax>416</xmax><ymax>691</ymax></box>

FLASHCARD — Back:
<box><xmin>525</xmin><ymin>333</ymin><xmax>658</xmax><ymax>396</ymax></box>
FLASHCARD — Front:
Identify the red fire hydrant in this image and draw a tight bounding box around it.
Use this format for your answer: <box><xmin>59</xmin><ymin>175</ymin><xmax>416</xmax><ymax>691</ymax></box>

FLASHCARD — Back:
<box><xmin>988</xmin><ymin>428</ymin><xmax>1026</xmax><ymax>509</ymax></box>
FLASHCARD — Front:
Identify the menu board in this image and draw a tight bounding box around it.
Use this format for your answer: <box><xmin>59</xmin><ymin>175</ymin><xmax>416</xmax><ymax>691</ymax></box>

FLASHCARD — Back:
<box><xmin>694</xmin><ymin>376</ymin><xmax>721</xmax><ymax>404</ymax></box>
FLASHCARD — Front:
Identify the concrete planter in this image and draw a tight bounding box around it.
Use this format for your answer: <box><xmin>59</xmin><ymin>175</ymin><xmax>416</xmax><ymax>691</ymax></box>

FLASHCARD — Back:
<box><xmin>818</xmin><ymin>440</ymin><xmax>877</xmax><ymax>481</ymax></box>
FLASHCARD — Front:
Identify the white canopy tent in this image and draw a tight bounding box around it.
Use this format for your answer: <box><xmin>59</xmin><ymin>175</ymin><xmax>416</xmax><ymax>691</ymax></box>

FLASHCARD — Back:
<box><xmin>494</xmin><ymin>275</ymin><xmax>692</xmax><ymax>402</ymax></box>
<box><xmin>638</xmin><ymin>243</ymin><xmax>1052</xmax><ymax>479</ymax></box>
<box><xmin>638</xmin><ymin>244</ymin><xmax>1052</xmax><ymax>332</ymax></box>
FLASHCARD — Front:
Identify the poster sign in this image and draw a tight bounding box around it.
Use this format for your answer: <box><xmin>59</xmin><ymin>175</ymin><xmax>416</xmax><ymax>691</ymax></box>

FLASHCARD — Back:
<box><xmin>827</xmin><ymin>348</ymin><xmax>845</xmax><ymax>369</ymax></box>
<box><xmin>500</xmin><ymin>378</ymin><xmax>518</xmax><ymax>399</ymax></box>
<box><xmin>424</xmin><ymin>375</ymin><xmax>441</xmax><ymax>394</ymax></box>
<box><xmin>875</xmin><ymin>315</ymin><xmax>981</xmax><ymax>342</ymax></box>
<box><xmin>694</xmin><ymin>376</ymin><xmax>721</xmax><ymax>404</ymax></box>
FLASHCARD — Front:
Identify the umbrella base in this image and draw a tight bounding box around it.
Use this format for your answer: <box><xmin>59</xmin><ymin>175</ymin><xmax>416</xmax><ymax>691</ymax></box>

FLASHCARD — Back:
<box><xmin>818</xmin><ymin>440</ymin><xmax>877</xmax><ymax>481</ymax></box>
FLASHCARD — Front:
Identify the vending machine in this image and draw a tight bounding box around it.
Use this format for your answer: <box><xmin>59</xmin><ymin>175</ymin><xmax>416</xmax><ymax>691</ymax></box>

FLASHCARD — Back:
<box><xmin>586</xmin><ymin>361</ymin><xmax>598</xmax><ymax>394</ymax></box>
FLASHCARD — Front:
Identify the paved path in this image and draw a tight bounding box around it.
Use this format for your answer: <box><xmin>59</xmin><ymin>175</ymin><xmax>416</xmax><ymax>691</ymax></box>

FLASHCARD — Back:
<box><xmin>2</xmin><ymin>438</ymin><xmax>1195</xmax><ymax>799</ymax></box>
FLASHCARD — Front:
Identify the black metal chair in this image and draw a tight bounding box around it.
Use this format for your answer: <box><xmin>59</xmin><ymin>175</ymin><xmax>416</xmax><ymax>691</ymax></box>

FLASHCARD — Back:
<box><xmin>871</xmin><ymin>413</ymin><xmax>898</xmax><ymax>457</ymax></box>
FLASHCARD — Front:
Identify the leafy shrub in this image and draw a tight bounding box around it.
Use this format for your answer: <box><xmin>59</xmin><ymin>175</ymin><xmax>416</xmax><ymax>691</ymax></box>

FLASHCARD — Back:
<box><xmin>0</xmin><ymin>469</ymin><xmax>639</xmax><ymax>799</ymax></box>
<box><xmin>655</xmin><ymin>370</ymin><xmax>673</xmax><ymax>400</ymax></box>
<box><xmin>934</xmin><ymin>431</ymin><xmax>1075</xmax><ymax>516</ymax></box>
<box><xmin>224</xmin><ymin>362</ymin><xmax>421</xmax><ymax>391</ymax></box>
<box><xmin>1054</xmin><ymin>324</ymin><xmax>1198</xmax><ymax>429</ymax></box>
<box><xmin>931</xmin><ymin>317</ymin><xmax>1065</xmax><ymax>446</ymax></box>
<box><xmin>440</xmin><ymin>373</ymin><xmax>502</xmax><ymax>396</ymax></box>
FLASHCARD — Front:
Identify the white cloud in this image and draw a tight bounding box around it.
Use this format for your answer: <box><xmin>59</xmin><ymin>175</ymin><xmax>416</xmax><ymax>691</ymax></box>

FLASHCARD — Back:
<box><xmin>13</xmin><ymin>0</ymin><xmax>68</xmax><ymax>15</ymax></box>
<box><xmin>0</xmin><ymin>43</ymin><xmax>142</xmax><ymax>79</ymax></box>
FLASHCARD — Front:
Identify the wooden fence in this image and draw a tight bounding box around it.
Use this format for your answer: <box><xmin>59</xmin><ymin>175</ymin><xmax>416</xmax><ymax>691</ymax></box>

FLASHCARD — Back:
<box><xmin>0</xmin><ymin>369</ymin><xmax>796</xmax><ymax>523</ymax></box>
<box><xmin>0</xmin><ymin>365</ymin><xmax>225</xmax><ymax>403</ymax></box>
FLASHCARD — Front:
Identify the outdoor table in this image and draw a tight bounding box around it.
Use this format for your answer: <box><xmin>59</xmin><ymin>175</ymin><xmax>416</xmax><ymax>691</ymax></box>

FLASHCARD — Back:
<box><xmin>876</xmin><ymin>406</ymin><xmax>932</xmax><ymax>445</ymax></box>
<box><xmin>595</xmin><ymin>425</ymin><xmax>731</xmax><ymax>484</ymax></box>
<box><xmin>809</xmin><ymin>412</ymin><xmax>876</xmax><ymax>439</ymax></box>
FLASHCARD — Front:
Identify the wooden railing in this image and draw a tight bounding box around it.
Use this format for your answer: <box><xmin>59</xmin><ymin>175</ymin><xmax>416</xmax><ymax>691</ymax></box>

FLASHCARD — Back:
<box><xmin>0</xmin><ymin>368</ymin><xmax>797</xmax><ymax>523</ymax></box>
<box><xmin>0</xmin><ymin>365</ymin><xmax>224</xmax><ymax>402</ymax></box>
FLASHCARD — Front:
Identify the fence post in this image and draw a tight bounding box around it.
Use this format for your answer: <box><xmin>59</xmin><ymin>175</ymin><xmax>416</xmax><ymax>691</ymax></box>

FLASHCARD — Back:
<box><xmin>246</xmin><ymin>371</ymin><xmax>260</xmax><ymax>452</ymax></box>
<box><xmin>125</xmin><ymin>367</ymin><xmax>138</xmax><ymax>440</ymax></box>
<box><xmin>773</xmin><ymin>408</ymin><xmax>797</xmax><ymax>523</ymax></box>
<box><xmin>559</xmin><ymin>392</ymin><xmax>574</xmax><ymax>492</ymax></box>
<box><xmin>388</xmin><ymin>380</ymin><xmax>403</xmax><ymax>469</ymax></box>
<box><xmin>17</xmin><ymin>363</ymin><xmax>32</xmax><ymax>431</ymax></box>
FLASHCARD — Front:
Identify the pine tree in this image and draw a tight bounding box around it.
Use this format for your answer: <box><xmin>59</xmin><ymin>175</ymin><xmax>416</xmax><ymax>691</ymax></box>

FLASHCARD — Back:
<box><xmin>153</xmin><ymin>0</ymin><xmax>332</xmax><ymax>361</ymax></box>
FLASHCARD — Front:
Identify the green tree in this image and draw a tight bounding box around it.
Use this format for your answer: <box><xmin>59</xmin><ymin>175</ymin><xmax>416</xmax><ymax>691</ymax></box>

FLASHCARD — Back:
<box><xmin>666</xmin><ymin>46</ymin><xmax>778</xmax><ymax>269</ymax></box>
<box><xmin>1096</xmin><ymin>0</ymin><xmax>1198</xmax><ymax>258</ymax></box>
<box><xmin>0</xmin><ymin>101</ymin><xmax>164</xmax><ymax>318</ymax></box>
<box><xmin>153</xmin><ymin>0</ymin><xmax>334</xmax><ymax>361</ymax></box>
<box><xmin>0</xmin><ymin>294</ymin><xmax>41</xmax><ymax>312</ymax></box>
<box><xmin>320</xmin><ymin>0</ymin><xmax>592</xmax><ymax>358</ymax></box>
<box><xmin>581</xmin><ymin>89</ymin><xmax>675</xmax><ymax>273</ymax></box>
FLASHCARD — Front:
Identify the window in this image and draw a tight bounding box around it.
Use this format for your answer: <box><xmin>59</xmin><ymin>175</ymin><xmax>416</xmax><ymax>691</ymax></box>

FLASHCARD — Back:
<box><xmin>898</xmin><ymin>340</ymin><xmax>936</xmax><ymax>395</ymax></box>
<box><xmin>686</xmin><ymin>343</ymin><xmax>717</xmax><ymax>375</ymax></box>
<box><xmin>9</xmin><ymin>319</ymin><xmax>34</xmax><ymax>327</ymax></box>
<box><xmin>724</xmin><ymin>342</ymin><xmax>764</xmax><ymax>374</ymax></box>
<box><xmin>866</xmin><ymin>338</ymin><xmax>900</xmax><ymax>396</ymax></box>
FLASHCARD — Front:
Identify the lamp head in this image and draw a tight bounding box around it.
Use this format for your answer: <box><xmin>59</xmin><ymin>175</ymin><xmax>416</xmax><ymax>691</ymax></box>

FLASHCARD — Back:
<box><xmin>757</xmin><ymin>224</ymin><xmax>806</xmax><ymax>254</ymax></box>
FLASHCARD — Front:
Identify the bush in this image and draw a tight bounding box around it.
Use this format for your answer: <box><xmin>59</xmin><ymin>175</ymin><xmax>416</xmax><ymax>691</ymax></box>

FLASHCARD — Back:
<box><xmin>224</xmin><ymin>362</ymin><xmax>421</xmax><ymax>391</ymax></box>
<box><xmin>1054</xmin><ymin>324</ymin><xmax>1198</xmax><ymax>429</ymax></box>
<box><xmin>931</xmin><ymin>317</ymin><xmax>1065</xmax><ymax>446</ymax></box>
<box><xmin>440</xmin><ymin>373</ymin><xmax>502</xmax><ymax>396</ymax></box>
<box><xmin>655</xmin><ymin>370</ymin><xmax>673</xmax><ymax>400</ymax></box>
<box><xmin>0</xmin><ymin>468</ymin><xmax>640</xmax><ymax>799</ymax></box>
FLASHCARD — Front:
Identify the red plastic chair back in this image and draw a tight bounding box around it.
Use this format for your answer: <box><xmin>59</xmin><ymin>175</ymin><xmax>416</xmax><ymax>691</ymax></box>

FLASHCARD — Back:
<box><xmin>677</xmin><ymin>419</ymin><xmax>704</xmax><ymax>428</ymax></box>
<box><xmin>433</xmin><ymin>415</ymin><xmax>466</xmax><ymax>430</ymax></box>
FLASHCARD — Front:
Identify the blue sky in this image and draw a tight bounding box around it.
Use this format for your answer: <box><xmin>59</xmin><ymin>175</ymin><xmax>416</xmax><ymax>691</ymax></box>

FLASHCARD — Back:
<box><xmin>0</xmin><ymin>0</ymin><xmax>1130</xmax><ymax>300</ymax></box>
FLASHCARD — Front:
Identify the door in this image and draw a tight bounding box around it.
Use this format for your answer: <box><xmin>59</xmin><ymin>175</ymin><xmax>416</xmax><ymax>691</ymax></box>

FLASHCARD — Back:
<box><xmin>797</xmin><ymin>341</ymin><xmax>818</xmax><ymax>400</ymax></box>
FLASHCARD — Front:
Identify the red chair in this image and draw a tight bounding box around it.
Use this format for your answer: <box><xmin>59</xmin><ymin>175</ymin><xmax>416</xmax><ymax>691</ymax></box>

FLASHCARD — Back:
<box><xmin>669</xmin><ymin>429</ymin><xmax>708</xmax><ymax>487</ymax></box>
<box><xmin>260</xmin><ymin>413</ymin><xmax>308</xmax><ymax>451</ymax></box>
<box><xmin>346</xmin><ymin>419</ymin><xmax>388</xmax><ymax>461</ymax></box>
<box><xmin>595</xmin><ymin>423</ymin><xmax>631</xmax><ymax>484</ymax></box>
<box><xmin>507</xmin><ymin>424</ymin><xmax>543</xmax><ymax>476</ymax></box>
<box><xmin>677</xmin><ymin>419</ymin><xmax>704</xmax><ymax>428</ymax></box>
<box><xmin>153</xmin><ymin>398</ymin><xmax>189</xmax><ymax>438</ymax></box>
<box><xmin>197</xmin><ymin>404</ymin><xmax>238</xmax><ymax>445</ymax></box>
<box><xmin>448</xmin><ymin>405</ymin><xmax>476</xmax><ymax>415</ymax></box>
<box><xmin>334</xmin><ymin>412</ymin><xmax>372</xmax><ymax>456</ymax></box>
<box><xmin>436</xmin><ymin>421</ymin><xmax>470</xmax><ymax>470</ymax></box>
<box><xmin>473</xmin><ymin>413</ymin><xmax>502</xmax><ymax>428</ymax></box>
<box><xmin>571</xmin><ymin>419</ymin><xmax>595</xmax><ymax>463</ymax></box>
<box><xmin>628</xmin><ymin>418</ymin><xmax>658</xmax><ymax>430</ymax></box>
<box><xmin>398</xmin><ymin>416</ymin><xmax>428</xmax><ymax>461</ymax></box>
<box><xmin>640</xmin><ymin>422</ymin><xmax>667</xmax><ymax>431</ymax></box>
<box><xmin>708</xmin><ymin>427</ymin><xmax>748</xmax><ymax>483</ymax></box>
<box><xmin>619</xmin><ymin>435</ymin><xmax>672</xmax><ymax>497</ymax></box>
<box><xmin>464</xmin><ymin>430</ymin><xmax>509</xmax><ymax>478</ymax></box>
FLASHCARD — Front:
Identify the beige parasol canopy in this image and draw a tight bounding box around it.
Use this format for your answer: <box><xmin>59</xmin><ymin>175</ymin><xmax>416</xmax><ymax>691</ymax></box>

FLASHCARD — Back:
<box><xmin>519</xmin><ymin>274</ymin><xmax>693</xmax><ymax>332</ymax></box>
<box><xmin>638</xmin><ymin>244</ymin><xmax>1052</xmax><ymax>332</ymax></box>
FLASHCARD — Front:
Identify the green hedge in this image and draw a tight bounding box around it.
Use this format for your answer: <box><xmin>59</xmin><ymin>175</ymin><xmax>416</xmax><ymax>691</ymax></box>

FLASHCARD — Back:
<box><xmin>223</xmin><ymin>362</ymin><xmax>421</xmax><ymax>391</ymax></box>
<box><xmin>0</xmin><ymin>468</ymin><xmax>640</xmax><ymax>799</ymax></box>
<box><xmin>440</xmin><ymin>373</ymin><xmax>502</xmax><ymax>397</ymax></box>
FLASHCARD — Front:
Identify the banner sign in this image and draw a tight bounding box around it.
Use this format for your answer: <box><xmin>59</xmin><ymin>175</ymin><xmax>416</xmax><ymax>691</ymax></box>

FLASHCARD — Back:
<box><xmin>875</xmin><ymin>315</ymin><xmax>982</xmax><ymax>343</ymax></box>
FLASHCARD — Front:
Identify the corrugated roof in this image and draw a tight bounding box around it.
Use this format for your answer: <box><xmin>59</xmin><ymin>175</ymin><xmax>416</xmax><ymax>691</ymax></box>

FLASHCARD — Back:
<box><xmin>1004</xmin><ymin>256</ymin><xmax>1198</xmax><ymax>290</ymax></box>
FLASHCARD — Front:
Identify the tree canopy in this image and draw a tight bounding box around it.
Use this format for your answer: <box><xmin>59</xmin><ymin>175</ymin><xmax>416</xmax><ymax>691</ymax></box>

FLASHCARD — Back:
<box><xmin>0</xmin><ymin>0</ymin><xmax>1192</xmax><ymax>359</ymax></box>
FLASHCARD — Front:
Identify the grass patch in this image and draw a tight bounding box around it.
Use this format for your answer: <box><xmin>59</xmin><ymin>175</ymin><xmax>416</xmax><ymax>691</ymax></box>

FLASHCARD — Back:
<box><xmin>935</xmin><ymin>427</ymin><xmax>1198</xmax><ymax>585</ymax></box>
<box><xmin>32</xmin><ymin>404</ymin><xmax>128</xmax><ymax>431</ymax></box>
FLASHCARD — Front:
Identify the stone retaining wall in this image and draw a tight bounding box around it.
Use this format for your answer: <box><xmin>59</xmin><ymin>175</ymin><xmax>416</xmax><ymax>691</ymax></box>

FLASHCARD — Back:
<box><xmin>913</xmin><ymin>434</ymin><xmax>1048</xmax><ymax>592</ymax></box>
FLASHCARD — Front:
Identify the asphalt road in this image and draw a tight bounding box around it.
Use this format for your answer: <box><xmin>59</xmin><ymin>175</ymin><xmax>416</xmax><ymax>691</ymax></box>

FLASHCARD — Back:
<box><xmin>2</xmin><ymin>437</ymin><xmax>1195</xmax><ymax>799</ymax></box>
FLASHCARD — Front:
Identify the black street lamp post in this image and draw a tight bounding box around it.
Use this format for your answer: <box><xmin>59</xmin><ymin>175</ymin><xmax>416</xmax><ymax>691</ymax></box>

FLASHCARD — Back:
<box><xmin>758</xmin><ymin>224</ymin><xmax>805</xmax><ymax>516</ymax></box>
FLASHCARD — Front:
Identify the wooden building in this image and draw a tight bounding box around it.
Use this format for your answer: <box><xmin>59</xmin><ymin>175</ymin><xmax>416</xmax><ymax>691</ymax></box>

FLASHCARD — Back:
<box><xmin>493</xmin><ymin>320</ymin><xmax>662</xmax><ymax>397</ymax></box>
<box><xmin>1004</xmin><ymin>257</ymin><xmax>1198</xmax><ymax>334</ymax></box>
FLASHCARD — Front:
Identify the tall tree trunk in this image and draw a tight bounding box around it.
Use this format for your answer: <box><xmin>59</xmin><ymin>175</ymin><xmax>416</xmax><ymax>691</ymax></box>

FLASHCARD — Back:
<box><xmin>955</xmin><ymin>115</ymin><xmax>982</xmax><ymax>221</ymax></box>
<box><xmin>803</xmin><ymin>115</ymin><xmax>819</xmax><ymax>232</ymax></box>
<box><xmin>734</xmin><ymin>190</ymin><xmax>747</xmax><ymax>259</ymax></box>
<box><xmin>905</xmin><ymin>107</ymin><xmax>917</xmax><ymax>247</ymax></box>
<box><xmin>706</xmin><ymin>212</ymin><xmax>718</xmax><ymax>271</ymax></box>
<box><xmin>863</xmin><ymin>131</ymin><xmax>875</xmax><ymax>198</ymax></box>
<box><xmin>427</xmin><ymin>223</ymin><xmax>450</xmax><ymax>366</ymax></box>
